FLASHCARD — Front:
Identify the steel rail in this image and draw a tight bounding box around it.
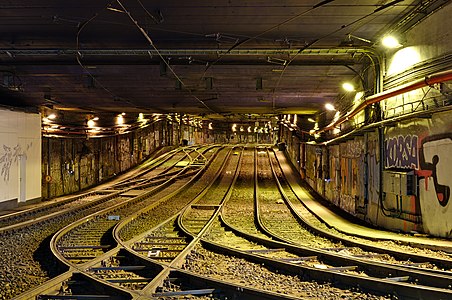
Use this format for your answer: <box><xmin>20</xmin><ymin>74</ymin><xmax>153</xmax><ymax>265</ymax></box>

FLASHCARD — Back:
<box><xmin>270</xmin><ymin>147</ymin><xmax>452</xmax><ymax>270</ymax></box>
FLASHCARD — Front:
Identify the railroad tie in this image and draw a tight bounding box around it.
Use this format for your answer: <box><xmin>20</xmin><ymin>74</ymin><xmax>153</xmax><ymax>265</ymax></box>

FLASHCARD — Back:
<box><xmin>37</xmin><ymin>295</ymin><xmax>112</xmax><ymax>299</ymax></box>
<box><xmin>246</xmin><ymin>248</ymin><xmax>285</xmax><ymax>253</ymax></box>
<box><xmin>58</xmin><ymin>245</ymin><xmax>110</xmax><ymax>250</ymax></box>
<box><xmin>323</xmin><ymin>266</ymin><xmax>358</xmax><ymax>272</ymax></box>
<box><xmin>321</xmin><ymin>247</ymin><xmax>351</xmax><ymax>252</ymax></box>
<box><xmin>279</xmin><ymin>256</ymin><xmax>317</xmax><ymax>263</ymax></box>
<box><xmin>384</xmin><ymin>276</ymin><xmax>410</xmax><ymax>282</ymax></box>
<box><xmin>89</xmin><ymin>266</ymin><xmax>147</xmax><ymax>272</ymax></box>
<box><xmin>135</xmin><ymin>241</ymin><xmax>186</xmax><ymax>246</ymax></box>
<box><xmin>106</xmin><ymin>278</ymin><xmax>151</xmax><ymax>283</ymax></box>
<box><xmin>153</xmin><ymin>289</ymin><xmax>216</xmax><ymax>297</ymax></box>
<box><xmin>353</xmin><ymin>253</ymin><xmax>386</xmax><ymax>258</ymax></box>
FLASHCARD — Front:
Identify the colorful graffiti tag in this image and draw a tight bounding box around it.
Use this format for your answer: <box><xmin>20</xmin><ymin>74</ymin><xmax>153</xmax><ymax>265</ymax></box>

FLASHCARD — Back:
<box><xmin>417</xmin><ymin>134</ymin><xmax>452</xmax><ymax>207</ymax></box>
<box><xmin>385</xmin><ymin>134</ymin><xmax>419</xmax><ymax>169</ymax></box>
<box><xmin>385</xmin><ymin>133</ymin><xmax>450</xmax><ymax>207</ymax></box>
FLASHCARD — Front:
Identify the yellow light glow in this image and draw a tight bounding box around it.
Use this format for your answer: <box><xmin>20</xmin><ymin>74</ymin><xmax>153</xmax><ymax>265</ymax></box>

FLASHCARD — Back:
<box><xmin>325</xmin><ymin>103</ymin><xmax>335</xmax><ymax>111</ymax></box>
<box><xmin>382</xmin><ymin>35</ymin><xmax>401</xmax><ymax>48</ymax></box>
<box><xmin>208</xmin><ymin>122</ymin><xmax>213</xmax><ymax>130</ymax></box>
<box><xmin>247</xmin><ymin>126</ymin><xmax>251</xmax><ymax>133</ymax></box>
<box><xmin>92</xmin><ymin>116</ymin><xmax>99</xmax><ymax>121</ymax></box>
<box><xmin>342</xmin><ymin>82</ymin><xmax>355</xmax><ymax>92</ymax></box>
<box><xmin>117</xmin><ymin>114</ymin><xmax>124</xmax><ymax>125</ymax></box>
<box><xmin>387</xmin><ymin>47</ymin><xmax>421</xmax><ymax>76</ymax></box>
<box><xmin>333</xmin><ymin>111</ymin><xmax>340</xmax><ymax>122</ymax></box>
<box><xmin>308</xmin><ymin>118</ymin><xmax>315</xmax><ymax>123</ymax></box>
<box><xmin>354</xmin><ymin>91</ymin><xmax>364</xmax><ymax>103</ymax></box>
<box><xmin>47</xmin><ymin>113</ymin><xmax>56</xmax><ymax>120</ymax></box>
<box><xmin>87</xmin><ymin>119</ymin><xmax>95</xmax><ymax>128</ymax></box>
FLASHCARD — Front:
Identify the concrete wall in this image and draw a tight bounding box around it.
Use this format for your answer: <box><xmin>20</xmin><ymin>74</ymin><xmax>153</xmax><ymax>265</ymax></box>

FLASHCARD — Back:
<box><xmin>0</xmin><ymin>109</ymin><xmax>41</xmax><ymax>209</ymax></box>
<box><xmin>41</xmin><ymin>119</ymin><xmax>219</xmax><ymax>200</ymax></box>
<box><xmin>281</xmin><ymin>4</ymin><xmax>452</xmax><ymax>237</ymax></box>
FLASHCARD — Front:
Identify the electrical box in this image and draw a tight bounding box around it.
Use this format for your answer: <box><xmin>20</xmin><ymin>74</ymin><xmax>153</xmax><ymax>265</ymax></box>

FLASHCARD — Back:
<box><xmin>383</xmin><ymin>170</ymin><xmax>417</xmax><ymax>196</ymax></box>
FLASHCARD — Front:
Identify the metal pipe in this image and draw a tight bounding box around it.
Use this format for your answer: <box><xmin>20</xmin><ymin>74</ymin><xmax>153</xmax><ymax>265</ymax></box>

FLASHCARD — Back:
<box><xmin>318</xmin><ymin>69</ymin><xmax>452</xmax><ymax>134</ymax></box>
<box><xmin>0</xmin><ymin>48</ymin><xmax>377</xmax><ymax>57</ymax></box>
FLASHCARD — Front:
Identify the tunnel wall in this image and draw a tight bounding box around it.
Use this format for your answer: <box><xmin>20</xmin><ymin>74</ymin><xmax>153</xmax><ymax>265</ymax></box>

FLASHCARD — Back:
<box><xmin>41</xmin><ymin>120</ymin><xmax>210</xmax><ymax>200</ymax></box>
<box><xmin>282</xmin><ymin>4</ymin><xmax>452</xmax><ymax>238</ymax></box>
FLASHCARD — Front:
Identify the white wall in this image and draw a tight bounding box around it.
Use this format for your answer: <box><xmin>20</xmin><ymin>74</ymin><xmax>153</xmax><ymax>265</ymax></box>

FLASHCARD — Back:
<box><xmin>0</xmin><ymin>109</ymin><xmax>41</xmax><ymax>203</ymax></box>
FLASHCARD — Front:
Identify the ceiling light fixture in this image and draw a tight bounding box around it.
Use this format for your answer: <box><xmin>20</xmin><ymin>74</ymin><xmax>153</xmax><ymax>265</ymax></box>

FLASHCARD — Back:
<box><xmin>267</xmin><ymin>57</ymin><xmax>287</xmax><ymax>66</ymax></box>
<box><xmin>342</xmin><ymin>82</ymin><xmax>355</xmax><ymax>92</ymax></box>
<box><xmin>382</xmin><ymin>35</ymin><xmax>402</xmax><ymax>48</ymax></box>
<box><xmin>325</xmin><ymin>103</ymin><xmax>336</xmax><ymax>111</ymax></box>
<box><xmin>117</xmin><ymin>114</ymin><xmax>124</xmax><ymax>125</ymax></box>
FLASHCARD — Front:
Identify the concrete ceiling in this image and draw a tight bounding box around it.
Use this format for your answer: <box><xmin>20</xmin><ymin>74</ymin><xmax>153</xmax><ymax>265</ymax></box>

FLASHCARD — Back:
<box><xmin>0</xmin><ymin>0</ymin><xmax>441</xmax><ymax>124</ymax></box>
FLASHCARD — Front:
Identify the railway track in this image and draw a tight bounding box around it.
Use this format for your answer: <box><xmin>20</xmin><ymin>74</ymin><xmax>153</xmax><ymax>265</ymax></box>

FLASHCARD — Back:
<box><xmin>2</xmin><ymin>146</ymin><xmax>215</xmax><ymax>299</ymax></box>
<box><xmin>266</xmin><ymin>147</ymin><xmax>452</xmax><ymax>272</ymax></box>
<box><xmin>38</xmin><ymin>145</ymin><xmax>273</xmax><ymax>300</ymax></box>
<box><xmin>51</xmin><ymin>146</ymin><xmax>220</xmax><ymax>267</ymax></box>
<box><xmin>0</xmin><ymin>146</ymin><xmax>198</xmax><ymax>232</ymax></box>
<box><xmin>215</xmin><ymin>146</ymin><xmax>452</xmax><ymax>299</ymax></box>
<box><xmin>13</xmin><ymin>146</ymin><xmax>228</xmax><ymax>299</ymax></box>
<box><xmin>6</xmin><ymin>144</ymin><xmax>452</xmax><ymax>300</ymax></box>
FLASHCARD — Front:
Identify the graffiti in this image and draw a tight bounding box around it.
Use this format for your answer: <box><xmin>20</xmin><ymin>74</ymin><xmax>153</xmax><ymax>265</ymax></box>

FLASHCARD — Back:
<box><xmin>385</xmin><ymin>135</ymin><xmax>419</xmax><ymax>169</ymax></box>
<box><xmin>418</xmin><ymin>134</ymin><xmax>452</xmax><ymax>207</ymax></box>
<box><xmin>0</xmin><ymin>143</ymin><xmax>32</xmax><ymax>182</ymax></box>
<box><xmin>341</xmin><ymin>140</ymin><xmax>363</xmax><ymax>157</ymax></box>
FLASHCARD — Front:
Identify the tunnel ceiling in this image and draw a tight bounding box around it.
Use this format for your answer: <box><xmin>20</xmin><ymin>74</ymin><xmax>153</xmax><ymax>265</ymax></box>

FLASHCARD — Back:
<box><xmin>0</xmin><ymin>0</ymin><xmax>440</xmax><ymax>123</ymax></box>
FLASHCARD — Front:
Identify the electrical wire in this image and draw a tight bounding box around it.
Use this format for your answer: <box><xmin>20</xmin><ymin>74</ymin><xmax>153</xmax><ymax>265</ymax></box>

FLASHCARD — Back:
<box><xmin>116</xmin><ymin>0</ymin><xmax>216</xmax><ymax>113</ymax></box>
<box><xmin>271</xmin><ymin>1</ymin><xmax>404</xmax><ymax>110</ymax></box>
<box><xmin>75</xmin><ymin>1</ymin><xmax>164</xmax><ymax>113</ymax></box>
<box><xmin>136</xmin><ymin>0</ymin><xmax>161</xmax><ymax>24</ymax></box>
<box><xmin>197</xmin><ymin>0</ymin><xmax>337</xmax><ymax>86</ymax></box>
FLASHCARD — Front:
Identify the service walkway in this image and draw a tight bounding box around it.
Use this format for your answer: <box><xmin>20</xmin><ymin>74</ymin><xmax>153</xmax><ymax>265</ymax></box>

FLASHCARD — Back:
<box><xmin>276</xmin><ymin>149</ymin><xmax>452</xmax><ymax>252</ymax></box>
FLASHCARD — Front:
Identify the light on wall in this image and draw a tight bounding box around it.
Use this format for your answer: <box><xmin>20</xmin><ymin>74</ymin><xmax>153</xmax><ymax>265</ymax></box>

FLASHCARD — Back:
<box><xmin>325</xmin><ymin>103</ymin><xmax>335</xmax><ymax>111</ymax></box>
<box><xmin>387</xmin><ymin>47</ymin><xmax>421</xmax><ymax>76</ymax></box>
<box><xmin>382</xmin><ymin>35</ymin><xmax>402</xmax><ymax>48</ymax></box>
<box><xmin>117</xmin><ymin>114</ymin><xmax>124</xmax><ymax>125</ymax></box>
<box><xmin>342</xmin><ymin>82</ymin><xmax>355</xmax><ymax>92</ymax></box>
